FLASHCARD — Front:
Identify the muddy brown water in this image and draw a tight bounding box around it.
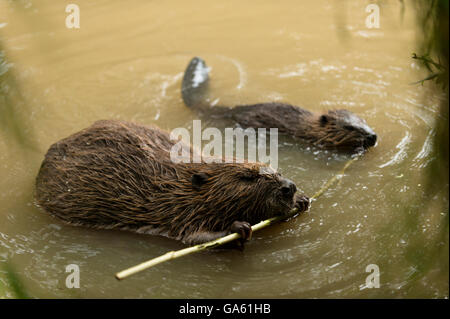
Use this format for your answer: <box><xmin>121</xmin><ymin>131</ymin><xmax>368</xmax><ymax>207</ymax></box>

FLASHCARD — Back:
<box><xmin>0</xmin><ymin>0</ymin><xmax>448</xmax><ymax>298</ymax></box>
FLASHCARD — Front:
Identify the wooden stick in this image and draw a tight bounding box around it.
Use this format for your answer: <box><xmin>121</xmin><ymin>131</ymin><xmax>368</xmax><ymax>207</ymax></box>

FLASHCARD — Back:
<box><xmin>115</xmin><ymin>156</ymin><xmax>359</xmax><ymax>280</ymax></box>
<box><xmin>115</xmin><ymin>213</ymin><xmax>291</xmax><ymax>280</ymax></box>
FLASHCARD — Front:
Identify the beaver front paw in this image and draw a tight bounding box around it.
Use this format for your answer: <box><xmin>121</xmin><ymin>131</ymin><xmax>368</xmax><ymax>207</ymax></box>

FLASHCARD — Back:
<box><xmin>231</xmin><ymin>221</ymin><xmax>252</xmax><ymax>242</ymax></box>
<box><xmin>294</xmin><ymin>194</ymin><xmax>310</xmax><ymax>213</ymax></box>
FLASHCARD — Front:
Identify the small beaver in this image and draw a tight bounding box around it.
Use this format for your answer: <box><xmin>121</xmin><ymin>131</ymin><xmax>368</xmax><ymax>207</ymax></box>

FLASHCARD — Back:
<box><xmin>181</xmin><ymin>57</ymin><xmax>377</xmax><ymax>153</ymax></box>
<box><xmin>35</xmin><ymin>120</ymin><xmax>310</xmax><ymax>245</ymax></box>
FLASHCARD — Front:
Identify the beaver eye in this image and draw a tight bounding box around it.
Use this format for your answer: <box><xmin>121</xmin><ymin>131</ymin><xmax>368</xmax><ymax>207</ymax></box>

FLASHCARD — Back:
<box><xmin>192</xmin><ymin>173</ymin><xmax>208</xmax><ymax>190</ymax></box>
<box><xmin>319</xmin><ymin>115</ymin><xmax>329</xmax><ymax>126</ymax></box>
<box><xmin>344</xmin><ymin>125</ymin><xmax>355</xmax><ymax>131</ymax></box>
<box><xmin>240</xmin><ymin>175</ymin><xmax>257</xmax><ymax>182</ymax></box>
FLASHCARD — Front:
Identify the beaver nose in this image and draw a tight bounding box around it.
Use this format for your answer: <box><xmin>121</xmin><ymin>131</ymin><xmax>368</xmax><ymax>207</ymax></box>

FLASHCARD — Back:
<box><xmin>366</xmin><ymin>134</ymin><xmax>377</xmax><ymax>147</ymax></box>
<box><xmin>280</xmin><ymin>178</ymin><xmax>297</xmax><ymax>198</ymax></box>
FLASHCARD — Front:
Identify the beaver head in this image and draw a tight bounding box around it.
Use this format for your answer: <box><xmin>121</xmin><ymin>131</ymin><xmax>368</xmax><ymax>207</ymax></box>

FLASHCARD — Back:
<box><xmin>188</xmin><ymin>162</ymin><xmax>299</xmax><ymax>225</ymax></box>
<box><xmin>315</xmin><ymin>109</ymin><xmax>377</xmax><ymax>152</ymax></box>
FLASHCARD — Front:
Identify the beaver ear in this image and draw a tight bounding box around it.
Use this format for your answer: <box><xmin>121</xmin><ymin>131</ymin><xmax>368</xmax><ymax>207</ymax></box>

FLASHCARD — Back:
<box><xmin>319</xmin><ymin>115</ymin><xmax>330</xmax><ymax>126</ymax></box>
<box><xmin>192</xmin><ymin>173</ymin><xmax>208</xmax><ymax>189</ymax></box>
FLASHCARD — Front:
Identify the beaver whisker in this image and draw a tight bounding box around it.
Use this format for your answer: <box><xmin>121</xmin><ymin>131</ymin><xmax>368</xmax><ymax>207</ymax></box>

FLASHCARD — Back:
<box><xmin>319</xmin><ymin>131</ymin><xmax>344</xmax><ymax>146</ymax></box>
<box><xmin>334</xmin><ymin>133</ymin><xmax>353</xmax><ymax>145</ymax></box>
<box><xmin>313</xmin><ymin>132</ymin><xmax>334</xmax><ymax>145</ymax></box>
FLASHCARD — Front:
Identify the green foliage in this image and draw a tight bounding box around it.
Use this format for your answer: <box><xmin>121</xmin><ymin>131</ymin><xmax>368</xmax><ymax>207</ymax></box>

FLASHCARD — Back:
<box><xmin>410</xmin><ymin>0</ymin><xmax>449</xmax><ymax>195</ymax></box>
<box><xmin>404</xmin><ymin>0</ymin><xmax>449</xmax><ymax>295</ymax></box>
<box><xmin>413</xmin><ymin>0</ymin><xmax>449</xmax><ymax>65</ymax></box>
<box><xmin>411</xmin><ymin>53</ymin><xmax>448</xmax><ymax>89</ymax></box>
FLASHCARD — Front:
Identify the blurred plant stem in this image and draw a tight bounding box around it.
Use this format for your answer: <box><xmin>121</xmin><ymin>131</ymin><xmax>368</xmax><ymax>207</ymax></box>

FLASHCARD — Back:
<box><xmin>0</xmin><ymin>262</ymin><xmax>30</xmax><ymax>299</ymax></box>
<box><xmin>0</xmin><ymin>37</ymin><xmax>35</xmax><ymax>149</ymax></box>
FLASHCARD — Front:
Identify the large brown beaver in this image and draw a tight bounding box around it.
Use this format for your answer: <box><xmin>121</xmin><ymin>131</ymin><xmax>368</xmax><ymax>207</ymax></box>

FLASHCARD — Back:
<box><xmin>36</xmin><ymin>120</ymin><xmax>310</xmax><ymax>245</ymax></box>
<box><xmin>181</xmin><ymin>57</ymin><xmax>377</xmax><ymax>154</ymax></box>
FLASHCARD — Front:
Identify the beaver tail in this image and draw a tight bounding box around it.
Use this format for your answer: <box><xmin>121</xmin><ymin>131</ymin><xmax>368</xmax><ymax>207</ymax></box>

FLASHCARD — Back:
<box><xmin>181</xmin><ymin>57</ymin><xmax>210</xmax><ymax>108</ymax></box>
